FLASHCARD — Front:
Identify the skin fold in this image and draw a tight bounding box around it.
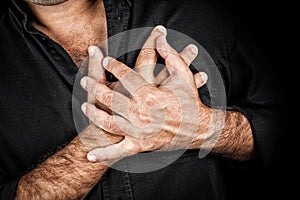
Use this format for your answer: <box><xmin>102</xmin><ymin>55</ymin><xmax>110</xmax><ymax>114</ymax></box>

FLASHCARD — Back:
<box><xmin>25</xmin><ymin>0</ymin><xmax>68</xmax><ymax>6</ymax></box>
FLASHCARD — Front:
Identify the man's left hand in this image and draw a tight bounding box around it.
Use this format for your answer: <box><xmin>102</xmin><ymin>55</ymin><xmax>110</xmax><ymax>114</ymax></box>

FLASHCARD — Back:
<box><xmin>81</xmin><ymin>34</ymin><xmax>210</xmax><ymax>161</ymax></box>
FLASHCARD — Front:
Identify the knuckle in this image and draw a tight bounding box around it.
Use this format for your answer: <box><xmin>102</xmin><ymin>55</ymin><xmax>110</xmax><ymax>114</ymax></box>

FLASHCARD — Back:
<box><xmin>125</xmin><ymin>142</ymin><xmax>140</xmax><ymax>153</ymax></box>
<box><xmin>142</xmin><ymin>89</ymin><xmax>158</xmax><ymax>105</ymax></box>
<box><xmin>104</xmin><ymin>115</ymin><xmax>116</xmax><ymax>131</ymax></box>
<box><xmin>96</xmin><ymin>91</ymin><xmax>114</xmax><ymax>108</ymax></box>
<box><xmin>109</xmin><ymin>60</ymin><xmax>131</xmax><ymax>79</ymax></box>
<box><xmin>144</xmin><ymin>92</ymin><xmax>157</xmax><ymax>104</ymax></box>
<box><xmin>140</xmin><ymin>48</ymin><xmax>156</xmax><ymax>58</ymax></box>
<box><xmin>117</xmin><ymin>68</ymin><xmax>130</xmax><ymax>79</ymax></box>
<box><xmin>142</xmin><ymin>127</ymin><xmax>155</xmax><ymax>136</ymax></box>
<box><xmin>145</xmin><ymin>141</ymin><xmax>156</xmax><ymax>150</ymax></box>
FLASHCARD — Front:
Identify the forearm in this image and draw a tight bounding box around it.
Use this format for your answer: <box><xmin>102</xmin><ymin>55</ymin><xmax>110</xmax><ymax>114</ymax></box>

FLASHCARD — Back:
<box><xmin>194</xmin><ymin>109</ymin><xmax>254</xmax><ymax>161</ymax></box>
<box><xmin>15</xmin><ymin>124</ymin><xmax>122</xmax><ymax>200</ymax></box>
<box><xmin>211</xmin><ymin>109</ymin><xmax>254</xmax><ymax>161</ymax></box>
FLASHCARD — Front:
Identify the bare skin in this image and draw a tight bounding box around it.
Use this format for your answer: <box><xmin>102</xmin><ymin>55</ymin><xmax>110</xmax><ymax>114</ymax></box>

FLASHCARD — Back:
<box><xmin>28</xmin><ymin>0</ymin><xmax>107</xmax><ymax>66</ymax></box>
<box><xmin>81</xmin><ymin>34</ymin><xmax>254</xmax><ymax>162</ymax></box>
<box><xmin>15</xmin><ymin>127</ymin><xmax>120</xmax><ymax>200</ymax></box>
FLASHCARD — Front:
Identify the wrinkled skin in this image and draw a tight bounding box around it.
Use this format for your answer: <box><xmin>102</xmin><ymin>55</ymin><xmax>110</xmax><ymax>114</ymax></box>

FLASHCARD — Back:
<box><xmin>81</xmin><ymin>26</ymin><xmax>210</xmax><ymax>161</ymax></box>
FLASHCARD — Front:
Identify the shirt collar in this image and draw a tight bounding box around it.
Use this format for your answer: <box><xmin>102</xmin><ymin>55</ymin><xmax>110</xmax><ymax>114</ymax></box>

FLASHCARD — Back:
<box><xmin>9</xmin><ymin>0</ymin><xmax>33</xmax><ymax>32</ymax></box>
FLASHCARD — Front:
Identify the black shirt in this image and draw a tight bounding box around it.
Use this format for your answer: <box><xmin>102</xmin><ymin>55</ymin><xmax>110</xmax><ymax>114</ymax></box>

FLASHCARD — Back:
<box><xmin>0</xmin><ymin>0</ymin><xmax>282</xmax><ymax>199</ymax></box>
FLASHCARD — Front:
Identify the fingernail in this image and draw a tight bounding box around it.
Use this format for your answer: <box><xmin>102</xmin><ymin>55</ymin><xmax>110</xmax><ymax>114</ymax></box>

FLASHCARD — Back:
<box><xmin>81</xmin><ymin>103</ymin><xmax>87</xmax><ymax>114</ymax></box>
<box><xmin>156</xmin><ymin>25</ymin><xmax>167</xmax><ymax>36</ymax></box>
<box><xmin>190</xmin><ymin>45</ymin><xmax>198</xmax><ymax>55</ymax></box>
<box><xmin>87</xmin><ymin>153</ymin><xmax>97</xmax><ymax>162</ymax></box>
<box><xmin>80</xmin><ymin>78</ymin><xmax>87</xmax><ymax>89</ymax></box>
<box><xmin>88</xmin><ymin>46</ymin><xmax>95</xmax><ymax>57</ymax></box>
<box><xmin>103</xmin><ymin>57</ymin><xmax>110</xmax><ymax>68</ymax></box>
<box><xmin>200</xmin><ymin>72</ymin><xmax>208</xmax><ymax>83</ymax></box>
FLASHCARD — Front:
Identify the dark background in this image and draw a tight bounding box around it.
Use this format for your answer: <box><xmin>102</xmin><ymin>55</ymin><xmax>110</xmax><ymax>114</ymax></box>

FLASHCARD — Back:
<box><xmin>222</xmin><ymin>1</ymin><xmax>297</xmax><ymax>199</ymax></box>
<box><xmin>1</xmin><ymin>0</ymin><xmax>297</xmax><ymax>199</ymax></box>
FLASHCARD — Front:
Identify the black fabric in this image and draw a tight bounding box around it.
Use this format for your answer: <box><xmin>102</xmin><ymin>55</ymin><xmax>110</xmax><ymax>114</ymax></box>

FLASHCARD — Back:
<box><xmin>0</xmin><ymin>0</ymin><xmax>282</xmax><ymax>199</ymax></box>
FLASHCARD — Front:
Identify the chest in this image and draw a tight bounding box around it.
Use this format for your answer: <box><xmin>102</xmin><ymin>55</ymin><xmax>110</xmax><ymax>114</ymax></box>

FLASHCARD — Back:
<box><xmin>60</xmin><ymin>23</ymin><xmax>107</xmax><ymax>67</ymax></box>
<box><xmin>55</xmin><ymin>21</ymin><xmax>107</xmax><ymax>67</ymax></box>
<box><xmin>32</xmin><ymin>7</ymin><xmax>107</xmax><ymax>67</ymax></box>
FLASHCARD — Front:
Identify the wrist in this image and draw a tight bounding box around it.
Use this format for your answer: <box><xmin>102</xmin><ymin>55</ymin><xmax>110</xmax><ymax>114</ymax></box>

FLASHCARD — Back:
<box><xmin>210</xmin><ymin>110</ymin><xmax>254</xmax><ymax>160</ymax></box>
<box><xmin>191</xmin><ymin>107</ymin><xmax>226</xmax><ymax>151</ymax></box>
<box><xmin>79</xmin><ymin>123</ymin><xmax>123</xmax><ymax>151</ymax></box>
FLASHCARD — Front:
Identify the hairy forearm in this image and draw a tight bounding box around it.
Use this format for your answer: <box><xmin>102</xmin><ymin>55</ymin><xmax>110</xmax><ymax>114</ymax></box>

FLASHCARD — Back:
<box><xmin>15</xmin><ymin>124</ymin><xmax>122</xmax><ymax>200</ymax></box>
<box><xmin>211</xmin><ymin>110</ymin><xmax>254</xmax><ymax>161</ymax></box>
<box><xmin>194</xmin><ymin>109</ymin><xmax>254</xmax><ymax>161</ymax></box>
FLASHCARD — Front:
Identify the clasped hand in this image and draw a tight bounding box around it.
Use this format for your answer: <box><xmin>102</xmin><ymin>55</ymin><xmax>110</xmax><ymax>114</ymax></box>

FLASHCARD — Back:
<box><xmin>80</xmin><ymin>26</ymin><xmax>211</xmax><ymax>162</ymax></box>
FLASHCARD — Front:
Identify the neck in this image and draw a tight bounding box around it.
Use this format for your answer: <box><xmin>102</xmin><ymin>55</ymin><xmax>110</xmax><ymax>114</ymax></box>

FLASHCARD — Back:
<box><xmin>27</xmin><ymin>0</ymin><xmax>107</xmax><ymax>67</ymax></box>
<box><xmin>27</xmin><ymin>0</ymin><xmax>99</xmax><ymax>28</ymax></box>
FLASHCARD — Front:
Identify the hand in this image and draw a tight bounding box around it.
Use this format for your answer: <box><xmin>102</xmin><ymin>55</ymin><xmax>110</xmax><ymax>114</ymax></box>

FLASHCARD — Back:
<box><xmin>81</xmin><ymin>27</ymin><xmax>210</xmax><ymax>162</ymax></box>
<box><xmin>81</xmin><ymin>25</ymin><xmax>170</xmax><ymax>148</ymax></box>
<box><xmin>88</xmin><ymin>25</ymin><xmax>204</xmax><ymax>103</ymax></box>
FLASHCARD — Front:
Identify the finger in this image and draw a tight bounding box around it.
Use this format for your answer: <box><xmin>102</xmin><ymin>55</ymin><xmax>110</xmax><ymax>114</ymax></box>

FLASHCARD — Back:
<box><xmin>179</xmin><ymin>44</ymin><xmax>198</xmax><ymax>66</ymax></box>
<box><xmin>156</xmin><ymin>35</ymin><xmax>188</xmax><ymax>75</ymax></box>
<box><xmin>155</xmin><ymin>70</ymin><xmax>207</xmax><ymax>88</ymax></box>
<box><xmin>194</xmin><ymin>72</ymin><xmax>208</xmax><ymax>88</ymax></box>
<box><xmin>87</xmin><ymin>46</ymin><xmax>106</xmax><ymax>105</ymax></box>
<box><xmin>154</xmin><ymin>44</ymin><xmax>198</xmax><ymax>85</ymax></box>
<box><xmin>102</xmin><ymin>57</ymin><xmax>149</xmax><ymax>96</ymax></box>
<box><xmin>81</xmin><ymin>103</ymin><xmax>132</xmax><ymax>136</ymax></box>
<box><xmin>88</xmin><ymin>46</ymin><xmax>106</xmax><ymax>83</ymax></box>
<box><xmin>135</xmin><ymin>26</ymin><xmax>167</xmax><ymax>67</ymax></box>
<box><xmin>154</xmin><ymin>67</ymin><xmax>169</xmax><ymax>85</ymax></box>
<box><xmin>107</xmin><ymin>81</ymin><xmax>129</xmax><ymax>96</ymax></box>
<box><xmin>81</xmin><ymin>77</ymin><xmax>131</xmax><ymax>118</ymax></box>
<box><xmin>109</xmin><ymin>27</ymin><xmax>166</xmax><ymax>94</ymax></box>
<box><xmin>135</xmin><ymin>25</ymin><xmax>167</xmax><ymax>83</ymax></box>
<box><xmin>87</xmin><ymin>139</ymin><xmax>140</xmax><ymax>161</ymax></box>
